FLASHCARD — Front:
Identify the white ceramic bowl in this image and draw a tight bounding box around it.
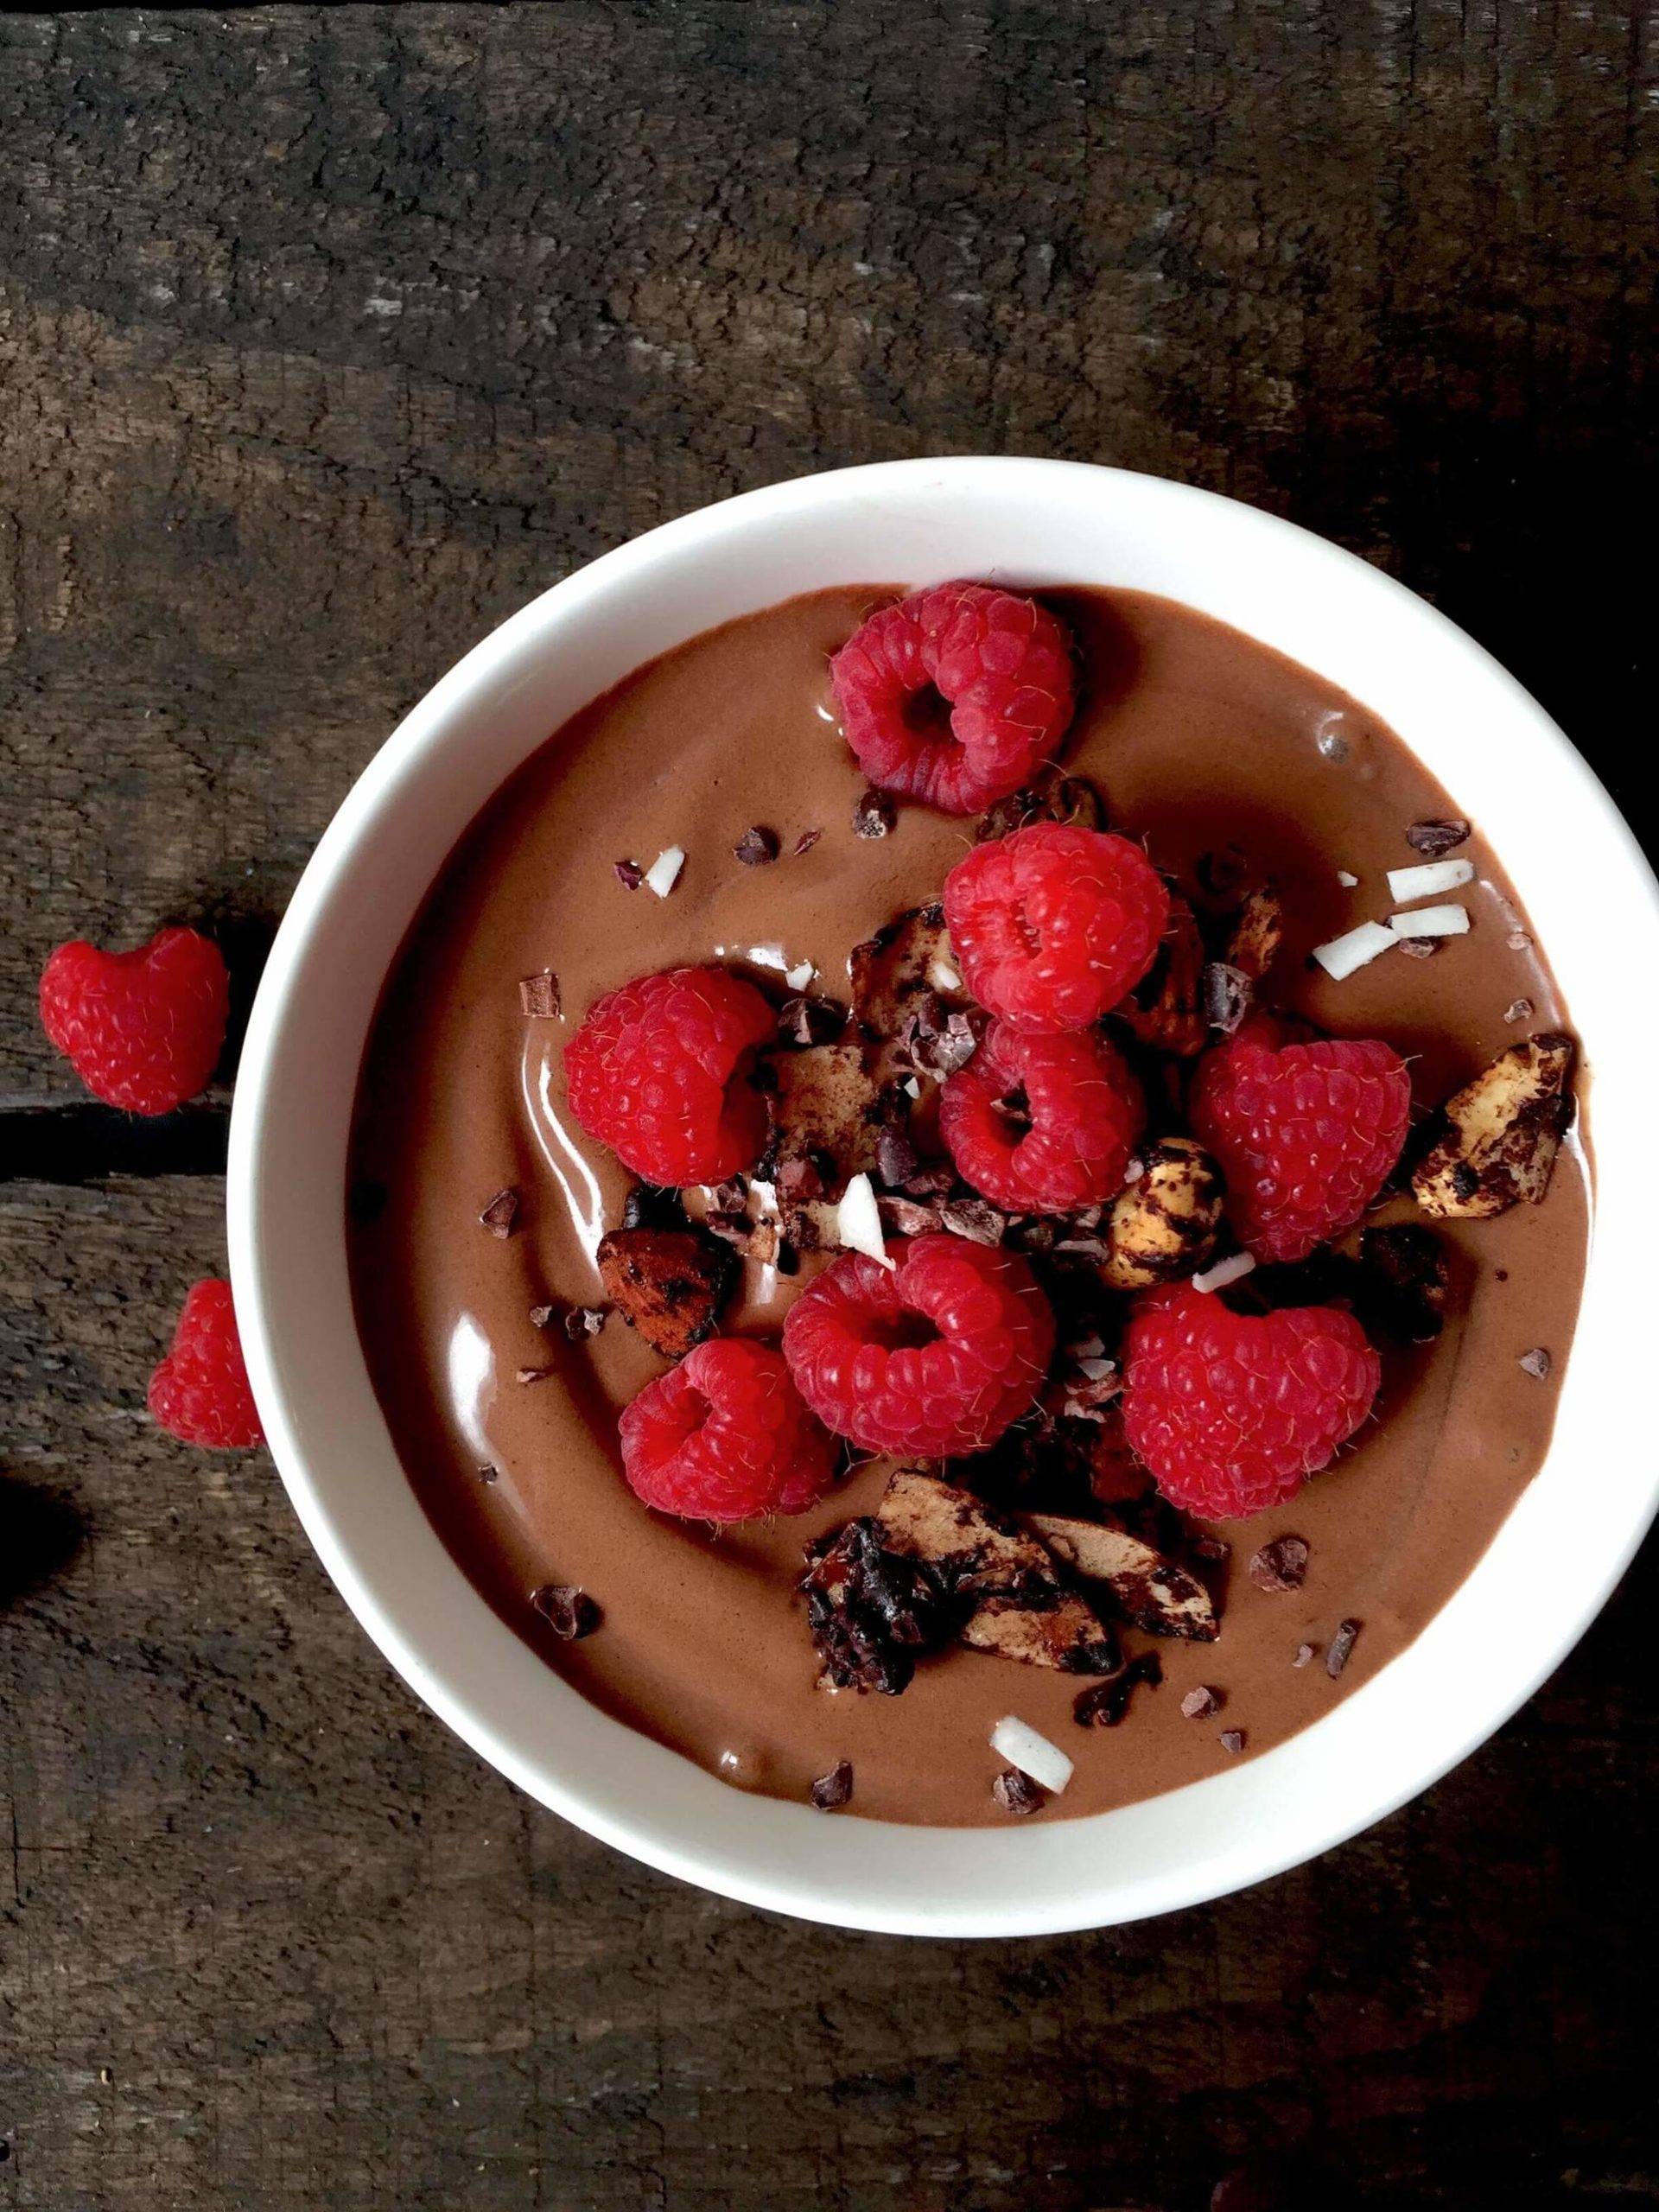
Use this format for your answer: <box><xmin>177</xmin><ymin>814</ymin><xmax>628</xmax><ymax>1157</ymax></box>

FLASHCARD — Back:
<box><xmin>229</xmin><ymin>458</ymin><xmax>1659</xmax><ymax>1937</ymax></box>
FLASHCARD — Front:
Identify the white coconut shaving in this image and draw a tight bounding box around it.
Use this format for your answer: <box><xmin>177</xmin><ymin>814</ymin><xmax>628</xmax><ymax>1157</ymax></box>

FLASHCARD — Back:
<box><xmin>1311</xmin><ymin>919</ymin><xmax>1395</xmax><ymax>981</ymax></box>
<box><xmin>1386</xmin><ymin>904</ymin><xmax>1469</xmax><ymax>939</ymax></box>
<box><xmin>1122</xmin><ymin>1156</ymin><xmax>1146</xmax><ymax>1184</ymax></box>
<box><xmin>928</xmin><ymin>957</ymin><xmax>963</xmax><ymax>992</ymax></box>
<box><xmin>644</xmin><ymin>845</ymin><xmax>685</xmax><ymax>898</ymax></box>
<box><xmin>990</xmin><ymin>1715</ymin><xmax>1074</xmax><ymax>1795</ymax></box>
<box><xmin>1076</xmin><ymin>1356</ymin><xmax>1117</xmax><ymax>1382</ymax></box>
<box><xmin>836</xmin><ymin>1173</ymin><xmax>893</xmax><ymax>1268</ymax></box>
<box><xmin>1386</xmin><ymin>857</ymin><xmax>1475</xmax><ymax>903</ymax></box>
<box><xmin>1337</xmin><ymin>869</ymin><xmax>1360</xmax><ymax>889</ymax></box>
<box><xmin>785</xmin><ymin>958</ymin><xmax>816</xmax><ymax>991</ymax></box>
<box><xmin>1192</xmin><ymin>1249</ymin><xmax>1257</xmax><ymax>1294</ymax></box>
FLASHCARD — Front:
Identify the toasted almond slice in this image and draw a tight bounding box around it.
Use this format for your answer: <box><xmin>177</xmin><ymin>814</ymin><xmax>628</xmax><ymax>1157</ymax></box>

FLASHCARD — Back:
<box><xmin>1413</xmin><ymin>1032</ymin><xmax>1576</xmax><ymax>1218</ymax></box>
<box><xmin>1022</xmin><ymin>1510</ymin><xmax>1219</xmax><ymax>1642</ymax></box>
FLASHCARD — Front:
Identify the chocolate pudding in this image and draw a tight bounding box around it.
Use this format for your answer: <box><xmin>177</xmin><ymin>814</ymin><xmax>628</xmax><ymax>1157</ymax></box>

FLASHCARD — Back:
<box><xmin>347</xmin><ymin>586</ymin><xmax>1588</xmax><ymax>1827</ymax></box>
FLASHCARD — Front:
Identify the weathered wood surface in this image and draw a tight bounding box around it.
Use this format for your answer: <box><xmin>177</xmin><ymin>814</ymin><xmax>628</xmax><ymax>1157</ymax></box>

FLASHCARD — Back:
<box><xmin>1</xmin><ymin>6</ymin><xmax>1654</xmax><ymax>2209</ymax></box>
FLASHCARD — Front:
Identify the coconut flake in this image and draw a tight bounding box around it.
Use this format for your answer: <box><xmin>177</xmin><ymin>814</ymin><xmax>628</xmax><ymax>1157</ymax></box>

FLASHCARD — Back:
<box><xmin>928</xmin><ymin>957</ymin><xmax>963</xmax><ymax>992</ymax></box>
<box><xmin>645</xmin><ymin>845</ymin><xmax>685</xmax><ymax>898</ymax></box>
<box><xmin>1386</xmin><ymin>857</ymin><xmax>1475</xmax><ymax>903</ymax></box>
<box><xmin>1122</xmin><ymin>1156</ymin><xmax>1145</xmax><ymax>1184</ymax></box>
<box><xmin>901</xmin><ymin>1076</ymin><xmax>922</xmax><ymax>1099</ymax></box>
<box><xmin>1192</xmin><ymin>1250</ymin><xmax>1257</xmax><ymax>1294</ymax></box>
<box><xmin>989</xmin><ymin>1715</ymin><xmax>1073</xmax><ymax>1795</ymax></box>
<box><xmin>1386</xmin><ymin>904</ymin><xmax>1469</xmax><ymax>940</ymax></box>
<box><xmin>785</xmin><ymin>958</ymin><xmax>816</xmax><ymax>991</ymax></box>
<box><xmin>1312</xmin><ymin>920</ymin><xmax>1395</xmax><ymax>981</ymax></box>
<box><xmin>1336</xmin><ymin>869</ymin><xmax>1360</xmax><ymax>889</ymax></box>
<box><xmin>836</xmin><ymin>1172</ymin><xmax>893</xmax><ymax>1268</ymax></box>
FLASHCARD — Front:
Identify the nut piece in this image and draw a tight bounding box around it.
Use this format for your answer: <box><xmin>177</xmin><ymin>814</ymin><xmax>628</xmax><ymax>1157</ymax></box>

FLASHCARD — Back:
<box><xmin>762</xmin><ymin>1040</ymin><xmax>889</xmax><ymax>1196</ymax></box>
<box><xmin>849</xmin><ymin>905</ymin><xmax>963</xmax><ymax>1038</ymax></box>
<box><xmin>1118</xmin><ymin>893</ymin><xmax>1205</xmax><ymax>1057</ymax></box>
<box><xmin>874</xmin><ymin>1466</ymin><xmax>1120</xmax><ymax>1676</ymax></box>
<box><xmin>976</xmin><ymin>774</ymin><xmax>1105</xmax><ymax>842</ymax></box>
<box><xmin>1225</xmin><ymin>885</ymin><xmax>1285</xmax><ymax>982</ymax></box>
<box><xmin>1022</xmin><ymin>1510</ymin><xmax>1219</xmax><ymax>1642</ymax></box>
<box><xmin>1097</xmin><ymin>1136</ymin><xmax>1225</xmax><ymax>1292</ymax></box>
<box><xmin>594</xmin><ymin>1224</ymin><xmax>734</xmax><ymax>1359</ymax></box>
<box><xmin>1412</xmin><ymin>1032</ymin><xmax>1576</xmax><ymax>1218</ymax></box>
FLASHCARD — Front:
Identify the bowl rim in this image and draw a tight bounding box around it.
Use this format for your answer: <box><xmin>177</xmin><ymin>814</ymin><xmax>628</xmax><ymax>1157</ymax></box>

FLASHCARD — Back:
<box><xmin>228</xmin><ymin>456</ymin><xmax>1659</xmax><ymax>1936</ymax></box>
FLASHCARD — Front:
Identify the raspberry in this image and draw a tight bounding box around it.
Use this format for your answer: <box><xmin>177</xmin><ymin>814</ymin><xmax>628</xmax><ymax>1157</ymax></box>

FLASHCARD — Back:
<box><xmin>782</xmin><ymin>1234</ymin><xmax>1055</xmax><ymax>1458</ymax></box>
<box><xmin>829</xmin><ymin>583</ymin><xmax>1077</xmax><ymax>815</ymax></box>
<box><xmin>147</xmin><ymin>1280</ymin><xmax>264</xmax><ymax>1449</ymax></box>
<box><xmin>1121</xmin><ymin>1282</ymin><xmax>1380</xmax><ymax>1517</ymax></box>
<box><xmin>1189</xmin><ymin>1019</ymin><xmax>1412</xmax><ymax>1263</ymax></box>
<box><xmin>617</xmin><ymin>1336</ymin><xmax>836</xmax><ymax>1522</ymax></box>
<box><xmin>938</xmin><ymin>1018</ymin><xmax>1144</xmax><ymax>1214</ymax></box>
<box><xmin>565</xmin><ymin>965</ymin><xmax>776</xmax><ymax>1186</ymax></box>
<box><xmin>943</xmin><ymin>823</ymin><xmax>1170</xmax><ymax>1033</ymax></box>
<box><xmin>40</xmin><ymin>927</ymin><xmax>229</xmax><ymax>1116</ymax></box>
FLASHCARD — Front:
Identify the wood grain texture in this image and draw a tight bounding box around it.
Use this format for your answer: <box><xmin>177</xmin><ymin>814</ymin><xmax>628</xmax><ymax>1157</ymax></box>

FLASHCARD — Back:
<box><xmin>1</xmin><ymin>6</ymin><xmax>1655</xmax><ymax>2208</ymax></box>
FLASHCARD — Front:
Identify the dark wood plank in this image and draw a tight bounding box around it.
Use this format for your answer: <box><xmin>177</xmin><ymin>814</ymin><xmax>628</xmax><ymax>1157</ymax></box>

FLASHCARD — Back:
<box><xmin>2</xmin><ymin>4</ymin><xmax>1655</xmax><ymax>2208</ymax></box>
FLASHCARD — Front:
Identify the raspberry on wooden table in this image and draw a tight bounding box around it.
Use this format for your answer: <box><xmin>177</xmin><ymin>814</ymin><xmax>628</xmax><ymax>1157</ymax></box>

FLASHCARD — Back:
<box><xmin>938</xmin><ymin>1018</ymin><xmax>1145</xmax><ymax>1215</ymax></box>
<box><xmin>943</xmin><ymin>823</ymin><xmax>1169</xmax><ymax>1033</ymax></box>
<box><xmin>564</xmin><ymin>965</ymin><xmax>776</xmax><ymax>1187</ymax></box>
<box><xmin>1189</xmin><ymin>1018</ymin><xmax>1412</xmax><ymax>1263</ymax></box>
<box><xmin>147</xmin><ymin>1280</ymin><xmax>264</xmax><ymax>1450</ymax></box>
<box><xmin>782</xmin><ymin>1234</ymin><xmax>1055</xmax><ymax>1458</ymax></box>
<box><xmin>1121</xmin><ymin>1281</ymin><xmax>1380</xmax><ymax>1518</ymax></box>
<box><xmin>617</xmin><ymin>1337</ymin><xmax>836</xmax><ymax>1522</ymax></box>
<box><xmin>39</xmin><ymin>926</ymin><xmax>229</xmax><ymax>1116</ymax></box>
<box><xmin>829</xmin><ymin>583</ymin><xmax>1077</xmax><ymax>815</ymax></box>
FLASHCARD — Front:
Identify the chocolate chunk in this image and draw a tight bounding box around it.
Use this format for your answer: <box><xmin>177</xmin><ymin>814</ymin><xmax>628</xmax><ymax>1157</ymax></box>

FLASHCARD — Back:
<box><xmin>563</xmin><ymin>1304</ymin><xmax>609</xmax><ymax>1342</ymax></box>
<box><xmin>938</xmin><ymin>1198</ymin><xmax>1007</xmax><ymax>1247</ymax></box>
<box><xmin>1195</xmin><ymin>844</ymin><xmax>1249</xmax><ymax>899</ymax></box>
<box><xmin>1357</xmin><ymin>1224</ymin><xmax>1448</xmax><ymax>1343</ymax></box>
<box><xmin>1397</xmin><ymin>935</ymin><xmax>1441</xmax><ymax>959</ymax></box>
<box><xmin>853</xmin><ymin>788</ymin><xmax>896</xmax><ymax>838</ymax></box>
<box><xmin>1119</xmin><ymin>893</ymin><xmax>1205</xmax><ymax>1057</ymax></box>
<box><xmin>1519</xmin><ymin>1344</ymin><xmax>1552</xmax><ymax>1379</ymax></box>
<box><xmin>1325</xmin><ymin>1618</ymin><xmax>1362</xmax><ymax>1677</ymax></box>
<box><xmin>874</xmin><ymin>1125</ymin><xmax>919</xmax><ymax>1190</ymax></box>
<box><xmin>620</xmin><ymin>1182</ymin><xmax>688</xmax><ymax>1231</ymax></box>
<box><xmin>531</xmin><ymin>1584</ymin><xmax>601</xmax><ymax>1640</ymax></box>
<box><xmin>1248</xmin><ymin>1535</ymin><xmax>1309</xmax><ymax>1593</ymax></box>
<box><xmin>778</xmin><ymin>994</ymin><xmax>847</xmax><ymax>1046</ymax></box>
<box><xmin>348</xmin><ymin>1175</ymin><xmax>387</xmax><ymax>1225</ymax></box>
<box><xmin>1074</xmin><ymin>1649</ymin><xmax>1163</xmax><ymax>1728</ymax></box>
<box><xmin>898</xmin><ymin>999</ymin><xmax>983</xmax><ymax>1080</ymax></box>
<box><xmin>1292</xmin><ymin>1642</ymin><xmax>1316</xmax><ymax>1669</ymax></box>
<box><xmin>1406</xmin><ymin>817</ymin><xmax>1471</xmax><ymax>857</ymax></box>
<box><xmin>479</xmin><ymin>1186</ymin><xmax>519</xmax><ymax>1238</ymax></box>
<box><xmin>976</xmin><ymin>775</ymin><xmax>1104</xmax><ymax>842</ymax></box>
<box><xmin>801</xmin><ymin>1518</ymin><xmax>958</xmax><ymax>1695</ymax></box>
<box><xmin>1181</xmin><ymin>1685</ymin><xmax>1221</xmax><ymax>1719</ymax></box>
<box><xmin>1193</xmin><ymin>1535</ymin><xmax>1230</xmax><ymax>1564</ymax></box>
<box><xmin>1505</xmin><ymin>996</ymin><xmax>1535</xmax><ymax>1022</ymax></box>
<box><xmin>1218</xmin><ymin>1728</ymin><xmax>1246</xmax><ymax>1754</ymax></box>
<box><xmin>793</xmin><ymin>828</ymin><xmax>823</xmax><ymax>856</ymax></box>
<box><xmin>1203</xmin><ymin>961</ymin><xmax>1252</xmax><ymax>1035</ymax></box>
<box><xmin>596</xmin><ymin>1224</ymin><xmax>734</xmax><ymax>1359</ymax></box>
<box><xmin>516</xmin><ymin>1364</ymin><xmax>556</xmax><ymax>1384</ymax></box>
<box><xmin>878</xmin><ymin>1194</ymin><xmax>945</xmax><ymax>1238</ymax></box>
<box><xmin>518</xmin><ymin>969</ymin><xmax>561</xmax><ymax>1018</ymax></box>
<box><xmin>613</xmin><ymin>857</ymin><xmax>644</xmax><ymax>889</ymax></box>
<box><xmin>476</xmin><ymin>1463</ymin><xmax>499</xmax><ymax>1484</ymax></box>
<box><xmin>775</xmin><ymin>1155</ymin><xmax>825</xmax><ymax>1205</ymax></box>
<box><xmin>733</xmin><ymin>825</ymin><xmax>779</xmax><ymax>867</ymax></box>
<box><xmin>992</xmin><ymin>1766</ymin><xmax>1047</xmax><ymax>1815</ymax></box>
<box><xmin>1507</xmin><ymin>926</ymin><xmax>1533</xmax><ymax>950</ymax></box>
<box><xmin>810</xmin><ymin>1759</ymin><xmax>854</xmax><ymax>1811</ymax></box>
<box><xmin>528</xmin><ymin>1304</ymin><xmax>555</xmax><ymax>1330</ymax></box>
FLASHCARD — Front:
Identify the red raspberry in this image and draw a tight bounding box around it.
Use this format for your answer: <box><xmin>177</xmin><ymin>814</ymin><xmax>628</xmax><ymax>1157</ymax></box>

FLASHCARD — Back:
<box><xmin>938</xmin><ymin>1018</ymin><xmax>1144</xmax><ymax>1214</ymax></box>
<box><xmin>565</xmin><ymin>965</ymin><xmax>776</xmax><ymax>1186</ymax></box>
<box><xmin>617</xmin><ymin>1337</ymin><xmax>836</xmax><ymax>1522</ymax></box>
<box><xmin>1189</xmin><ymin>1019</ymin><xmax>1412</xmax><ymax>1263</ymax></box>
<box><xmin>148</xmin><ymin>1280</ymin><xmax>264</xmax><ymax>1449</ymax></box>
<box><xmin>943</xmin><ymin>823</ymin><xmax>1170</xmax><ymax>1033</ymax></box>
<box><xmin>829</xmin><ymin>583</ymin><xmax>1077</xmax><ymax>814</ymax></box>
<box><xmin>40</xmin><ymin>927</ymin><xmax>229</xmax><ymax>1116</ymax></box>
<box><xmin>1121</xmin><ymin>1282</ymin><xmax>1380</xmax><ymax>1517</ymax></box>
<box><xmin>782</xmin><ymin>1234</ymin><xmax>1055</xmax><ymax>1458</ymax></box>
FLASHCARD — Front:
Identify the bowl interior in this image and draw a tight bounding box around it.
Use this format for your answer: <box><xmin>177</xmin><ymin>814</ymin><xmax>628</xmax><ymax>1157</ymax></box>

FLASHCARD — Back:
<box><xmin>229</xmin><ymin>459</ymin><xmax>1659</xmax><ymax>1936</ymax></box>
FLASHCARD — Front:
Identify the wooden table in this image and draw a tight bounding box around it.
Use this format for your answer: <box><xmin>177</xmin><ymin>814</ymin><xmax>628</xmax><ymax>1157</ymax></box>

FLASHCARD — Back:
<box><xmin>3</xmin><ymin>8</ymin><xmax>1654</xmax><ymax>2206</ymax></box>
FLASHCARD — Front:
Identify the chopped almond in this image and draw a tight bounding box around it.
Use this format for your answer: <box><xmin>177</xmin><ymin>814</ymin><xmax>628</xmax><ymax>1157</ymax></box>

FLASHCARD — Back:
<box><xmin>1413</xmin><ymin>1032</ymin><xmax>1576</xmax><ymax>1218</ymax></box>
<box><xmin>1023</xmin><ymin>1510</ymin><xmax>1219</xmax><ymax>1642</ymax></box>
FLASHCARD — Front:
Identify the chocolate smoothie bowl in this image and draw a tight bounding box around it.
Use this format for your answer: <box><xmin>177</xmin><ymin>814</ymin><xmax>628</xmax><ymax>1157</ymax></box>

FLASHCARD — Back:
<box><xmin>229</xmin><ymin>462</ymin><xmax>1659</xmax><ymax>1931</ymax></box>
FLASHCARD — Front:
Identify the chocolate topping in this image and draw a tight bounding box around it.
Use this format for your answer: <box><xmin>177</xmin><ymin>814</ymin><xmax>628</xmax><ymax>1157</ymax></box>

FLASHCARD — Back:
<box><xmin>478</xmin><ymin>1186</ymin><xmax>519</xmax><ymax>1238</ymax></box>
<box><xmin>1073</xmin><ymin>1649</ymin><xmax>1163</xmax><ymax>1728</ymax></box>
<box><xmin>518</xmin><ymin>970</ymin><xmax>561</xmax><ymax>1018</ymax></box>
<box><xmin>1325</xmin><ymin>1618</ymin><xmax>1362</xmax><ymax>1677</ymax></box>
<box><xmin>1218</xmin><ymin>1728</ymin><xmax>1246</xmax><ymax>1754</ymax></box>
<box><xmin>810</xmin><ymin>1759</ymin><xmax>854</xmax><ymax>1811</ymax></box>
<box><xmin>1248</xmin><ymin>1536</ymin><xmax>1309</xmax><ymax>1593</ymax></box>
<box><xmin>1406</xmin><ymin>817</ymin><xmax>1471</xmax><ymax>857</ymax></box>
<box><xmin>992</xmin><ymin>1766</ymin><xmax>1047</xmax><ymax>1815</ymax></box>
<box><xmin>734</xmin><ymin>826</ymin><xmax>779</xmax><ymax>866</ymax></box>
<box><xmin>613</xmin><ymin>857</ymin><xmax>644</xmax><ymax>889</ymax></box>
<box><xmin>531</xmin><ymin>1584</ymin><xmax>601</xmax><ymax>1640</ymax></box>
<box><xmin>1181</xmin><ymin>1685</ymin><xmax>1221</xmax><ymax>1719</ymax></box>
<box><xmin>853</xmin><ymin>788</ymin><xmax>896</xmax><ymax>838</ymax></box>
